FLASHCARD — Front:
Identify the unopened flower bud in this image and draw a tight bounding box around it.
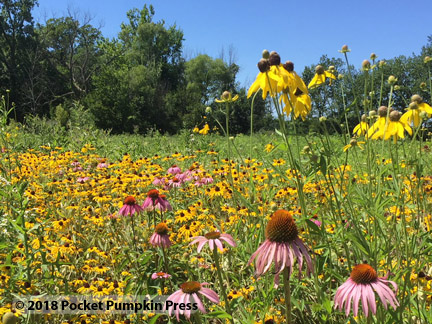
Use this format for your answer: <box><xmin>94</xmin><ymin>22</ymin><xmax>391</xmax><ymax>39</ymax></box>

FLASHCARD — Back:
<box><xmin>369</xmin><ymin>110</ymin><xmax>377</xmax><ymax>118</ymax></box>
<box><xmin>409</xmin><ymin>102</ymin><xmax>419</xmax><ymax>110</ymax></box>
<box><xmin>388</xmin><ymin>75</ymin><xmax>397</xmax><ymax>85</ymax></box>
<box><xmin>258</xmin><ymin>59</ymin><xmax>270</xmax><ymax>73</ymax></box>
<box><xmin>1</xmin><ymin>313</ymin><xmax>17</xmax><ymax>324</ymax></box>
<box><xmin>361</xmin><ymin>114</ymin><xmax>367</xmax><ymax>122</ymax></box>
<box><xmin>424</xmin><ymin>56</ymin><xmax>432</xmax><ymax>64</ymax></box>
<box><xmin>362</xmin><ymin>60</ymin><xmax>371</xmax><ymax>71</ymax></box>
<box><xmin>394</xmin><ymin>85</ymin><xmax>401</xmax><ymax>91</ymax></box>
<box><xmin>389</xmin><ymin>111</ymin><xmax>401</xmax><ymax>122</ymax></box>
<box><xmin>319</xmin><ymin>116</ymin><xmax>327</xmax><ymax>122</ymax></box>
<box><xmin>411</xmin><ymin>94</ymin><xmax>422</xmax><ymax>104</ymax></box>
<box><xmin>420</xmin><ymin>111</ymin><xmax>429</xmax><ymax>120</ymax></box>
<box><xmin>350</xmin><ymin>138</ymin><xmax>358</xmax><ymax>146</ymax></box>
<box><xmin>340</xmin><ymin>45</ymin><xmax>350</xmax><ymax>53</ymax></box>
<box><xmin>303</xmin><ymin>145</ymin><xmax>311</xmax><ymax>154</ymax></box>
<box><xmin>370</xmin><ymin>53</ymin><xmax>377</xmax><ymax>60</ymax></box>
<box><xmin>262</xmin><ymin>49</ymin><xmax>270</xmax><ymax>59</ymax></box>
<box><xmin>268</xmin><ymin>51</ymin><xmax>281</xmax><ymax>66</ymax></box>
<box><xmin>338</xmin><ymin>74</ymin><xmax>344</xmax><ymax>80</ymax></box>
<box><xmin>420</xmin><ymin>82</ymin><xmax>427</xmax><ymax>90</ymax></box>
<box><xmin>229</xmin><ymin>136</ymin><xmax>234</xmax><ymax>141</ymax></box>
<box><xmin>315</xmin><ymin>65</ymin><xmax>325</xmax><ymax>74</ymax></box>
<box><xmin>283</xmin><ymin>61</ymin><xmax>294</xmax><ymax>72</ymax></box>
<box><xmin>378</xmin><ymin>60</ymin><xmax>386</xmax><ymax>68</ymax></box>
<box><xmin>205</xmin><ymin>106</ymin><xmax>212</xmax><ymax>113</ymax></box>
<box><xmin>378</xmin><ymin>106</ymin><xmax>388</xmax><ymax>117</ymax></box>
<box><xmin>328</xmin><ymin>65</ymin><xmax>336</xmax><ymax>73</ymax></box>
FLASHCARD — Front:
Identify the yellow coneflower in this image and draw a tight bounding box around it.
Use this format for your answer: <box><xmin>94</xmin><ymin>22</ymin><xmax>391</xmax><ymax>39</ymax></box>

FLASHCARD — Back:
<box><xmin>343</xmin><ymin>139</ymin><xmax>365</xmax><ymax>152</ymax></box>
<box><xmin>353</xmin><ymin>114</ymin><xmax>369</xmax><ymax>136</ymax></box>
<box><xmin>308</xmin><ymin>65</ymin><xmax>336</xmax><ymax>89</ymax></box>
<box><xmin>247</xmin><ymin>58</ymin><xmax>280</xmax><ymax>99</ymax></box>
<box><xmin>372</xmin><ymin>111</ymin><xmax>412</xmax><ymax>142</ymax></box>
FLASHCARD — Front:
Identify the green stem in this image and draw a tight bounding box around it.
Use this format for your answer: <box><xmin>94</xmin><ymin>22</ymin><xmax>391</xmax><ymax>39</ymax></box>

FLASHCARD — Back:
<box><xmin>213</xmin><ymin>249</ymin><xmax>234</xmax><ymax>323</ymax></box>
<box><xmin>283</xmin><ymin>268</ymin><xmax>292</xmax><ymax>324</ymax></box>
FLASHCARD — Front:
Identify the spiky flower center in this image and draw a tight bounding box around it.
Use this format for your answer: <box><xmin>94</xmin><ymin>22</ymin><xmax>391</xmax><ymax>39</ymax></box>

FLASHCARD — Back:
<box><xmin>124</xmin><ymin>196</ymin><xmax>137</xmax><ymax>205</ymax></box>
<box><xmin>350</xmin><ymin>264</ymin><xmax>378</xmax><ymax>284</ymax></box>
<box><xmin>155</xmin><ymin>223</ymin><xmax>169</xmax><ymax>235</ymax></box>
<box><xmin>258</xmin><ymin>59</ymin><xmax>270</xmax><ymax>73</ymax></box>
<box><xmin>283</xmin><ymin>61</ymin><xmax>294</xmax><ymax>72</ymax></box>
<box><xmin>180</xmin><ymin>281</ymin><xmax>202</xmax><ymax>294</ymax></box>
<box><xmin>147</xmin><ymin>189</ymin><xmax>159</xmax><ymax>199</ymax></box>
<box><xmin>156</xmin><ymin>272</ymin><xmax>166</xmax><ymax>277</ymax></box>
<box><xmin>204</xmin><ymin>231</ymin><xmax>221</xmax><ymax>240</ymax></box>
<box><xmin>265</xmin><ymin>210</ymin><xmax>298</xmax><ymax>243</ymax></box>
<box><xmin>409</xmin><ymin>102</ymin><xmax>419</xmax><ymax>110</ymax></box>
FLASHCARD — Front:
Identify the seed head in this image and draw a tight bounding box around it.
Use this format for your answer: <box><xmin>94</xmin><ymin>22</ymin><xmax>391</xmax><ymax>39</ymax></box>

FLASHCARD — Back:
<box><xmin>262</xmin><ymin>49</ymin><xmax>270</xmax><ymax>59</ymax></box>
<box><xmin>340</xmin><ymin>45</ymin><xmax>350</xmax><ymax>53</ymax></box>
<box><xmin>424</xmin><ymin>56</ymin><xmax>432</xmax><ymax>64</ymax></box>
<box><xmin>389</xmin><ymin>111</ymin><xmax>401</xmax><ymax>122</ymax></box>
<box><xmin>283</xmin><ymin>61</ymin><xmax>294</xmax><ymax>72</ymax></box>
<box><xmin>370</xmin><ymin>53</ymin><xmax>377</xmax><ymax>60</ymax></box>
<box><xmin>361</xmin><ymin>114</ymin><xmax>367</xmax><ymax>122</ymax></box>
<box><xmin>369</xmin><ymin>110</ymin><xmax>377</xmax><ymax>118</ymax></box>
<box><xmin>350</xmin><ymin>264</ymin><xmax>378</xmax><ymax>284</ymax></box>
<box><xmin>362</xmin><ymin>60</ymin><xmax>371</xmax><ymax>71</ymax></box>
<box><xmin>268</xmin><ymin>52</ymin><xmax>281</xmax><ymax>66</ymax></box>
<box><xmin>378</xmin><ymin>106</ymin><xmax>388</xmax><ymax>117</ymax></box>
<box><xmin>265</xmin><ymin>210</ymin><xmax>298</xmax><ymax>243</ymax></box>
<box><xmin>388</xmin><ymin>75</ymin><xmax>397</xmax><ymax>85</ymax></box>
<box><xmin>258</xmin><ymin>59</ymin><xmax>270</xmax><ymax>73</ymax></box>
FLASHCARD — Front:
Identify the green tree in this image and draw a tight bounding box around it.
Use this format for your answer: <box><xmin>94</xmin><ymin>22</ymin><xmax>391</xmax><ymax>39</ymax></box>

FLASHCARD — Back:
<box><xmin>0</xmin><ymin>0</ymin><xmax>38</xmax><ymax>118</ymax></box>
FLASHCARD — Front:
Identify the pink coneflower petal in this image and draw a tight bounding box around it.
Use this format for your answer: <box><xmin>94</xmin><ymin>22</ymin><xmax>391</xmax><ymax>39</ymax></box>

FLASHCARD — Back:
<box><xmin>214</xmin><ymin>239</ymin><xmax>224</xmax><ymax>251</ymax></box>
<box><xmin>192</xmin><ymin>293</ymin><xmax>206</xmax><ymax>313</ymax></box>
<box><xmin>184</xmin><ymin>293</ymin><xmax>191</xmax><ymax>319</ymax></box>
<box><xmin>208</xmin><ymin>239</ymin><xmax>214</xmax><ymax>250</ymax></box>
<box><xmin>220</xmin><ymin>234</ymin><xmax>236</xmax><ymax>247</ymax></box>
<box><xmin>199</xmin><ymin>288</ymin><xmax>220</xmax><ymax>304</ymax></box>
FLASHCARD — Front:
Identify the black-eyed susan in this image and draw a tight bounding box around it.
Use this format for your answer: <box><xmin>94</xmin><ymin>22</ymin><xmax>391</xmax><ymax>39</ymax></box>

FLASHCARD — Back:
<box><xmin>308</xmin><ymin>65</ymin><xmax>336</xmax><ymax>89</ymax></box>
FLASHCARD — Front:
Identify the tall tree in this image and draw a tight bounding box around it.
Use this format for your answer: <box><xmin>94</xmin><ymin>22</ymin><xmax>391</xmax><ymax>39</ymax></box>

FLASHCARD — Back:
<box><xmin>0</xmin><ymin>0</ymin><xmax>38</xmax><ymax>118</ymax></box>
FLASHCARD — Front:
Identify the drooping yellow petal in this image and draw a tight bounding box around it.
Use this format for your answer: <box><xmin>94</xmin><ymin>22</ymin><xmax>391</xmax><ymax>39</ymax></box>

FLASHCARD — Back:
<box><xmin>308</xmin><ymin>74</ymin><xmax>325</xmax><ymax>89</ymax></box>
<box><xmin>247</xmin><ymin>75</ymin><xmax>261</xmax><ymax>98</ymax></box>
<box><xmin>419</xmin><ymin>102</ymin><xmax>432</xmax><ymax>115</ymax></box>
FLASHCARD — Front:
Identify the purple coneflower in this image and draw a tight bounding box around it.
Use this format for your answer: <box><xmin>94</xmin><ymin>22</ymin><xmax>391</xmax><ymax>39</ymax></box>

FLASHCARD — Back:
<box><xmin>151</xmin><ymin>271</ymin><xmax>171</xmax><ymax>280</ymax></box>
<box><xmin>168</xmin><ymin>177</ymin><xmax>182</xmax><ymax>188</ymax></box>
<box><xmin>248</xmin><ymin>209</ymin><xmax>313</xmax><ymax>286</ymax></box>
<box><xmin>334</xmin><ymin>264</ymin><xmax>399</xmax><ymax>317</ymax></box>
<box><xmin>155</xmin><ymin>194</ymin><xmax>172</xmax><ymax>211</ymax></box>
<box><xmin>167</xmin><ymin>281</ymin><xmax>219</xmax><ymax>321</ymax></box>
<box><xmin>167</xmin><ymin>165</ymin><xmax>182</xmax><ymax>175</ymax></box>
<box><xmin>142</xmin><ymin>189</ymin><xmax>165</xmax><ymax>210</ymax></box>
<box><xmin>118</xmin><ymin>196</ymin><xmax>144</xmax><ymax>216</ymax></box>
<box><xmin>149</xmin><ymin>223</ymin><xmax>172</xmax><ymax>248</ymax></box>
<box><xmin>190</xmin><ymin>231</ymin><xmax>236</xmax><ymax>252</ymax></box>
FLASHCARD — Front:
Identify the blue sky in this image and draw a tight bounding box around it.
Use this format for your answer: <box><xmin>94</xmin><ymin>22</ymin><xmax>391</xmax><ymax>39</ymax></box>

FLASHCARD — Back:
<box><xmin>33</xmin><ymin>0</ymin><xmax>432</xmax><ymax>87</ymax></box>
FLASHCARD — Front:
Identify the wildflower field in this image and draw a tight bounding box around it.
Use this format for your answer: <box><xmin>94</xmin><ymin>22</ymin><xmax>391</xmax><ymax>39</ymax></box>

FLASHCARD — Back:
<box><xmin>1</xmin><ymin>48</ymin><xmax>432</xmax><ymax>324</ymax></box>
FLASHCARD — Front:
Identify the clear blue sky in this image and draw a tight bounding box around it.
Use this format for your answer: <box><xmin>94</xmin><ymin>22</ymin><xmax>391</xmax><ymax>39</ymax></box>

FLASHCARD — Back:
<box><xmin>33</xmin><ymin>0</ymin><xmax>431</xmax><ymax>87</ymax></box>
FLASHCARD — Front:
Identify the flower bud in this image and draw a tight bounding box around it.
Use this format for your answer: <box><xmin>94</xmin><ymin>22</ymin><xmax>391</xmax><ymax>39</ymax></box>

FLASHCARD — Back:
<box><xmin>262</xmin><ymin>49</ymin><xmax>270</xmax><ymax>59</ymax></box>
<box><xmin>315</xmin><ymin>65</ymin><xmax>325</xmax><ymax>75</ymax></box>
<box><xmin>1</xmin><ymin>313</ymin><xmax>17</xmax><ymax>324</ymax></box>
<box><xmin>283</xmin><ymin>61</ymin><xmax>294</xmax><ymax>72</ymax></box>
<box><xmin>340</xmin><ymin>45</ymin><xmax>350</xmax><ymax>53</ymax></box>
<box><xmin>411</xmin><ymin>94</ymin><xmax>422</xmax><ymax>104</ymax></box>
<box><xmin>338</xmin><ymin>74</ymin><xmax>344</xmax><ymax>80</ymax></box>
<box><xmin>369</xmin><ymin>110</ymin><xmax>377</xmax><ymax>118</ymax></box>
<box><xmin>378</xmin><ymin>60</ymin><xmax>386</xmax><ymax>68</ymax></box>
<box><xmin>328</xmin><ymin>65</ymin><xmax>336</xmax><ymax>73</ymax></box>
<box><xmin>362</xmin><ymin>60</ymin><xmax>371</xmax><ymax>71</ymax></box>
<box><xmin>394</xmin><ymin>85</ymin><xmax>401</xmax><ymax>91</ymax></box>
<box><xmin>388</xmin><ymin>75</ymin><xmax>397</xmax><ymax>85</ymax></box>
<box><xmin>420</xmin><ymin>111</ymin><xmax>429</xmax><ymax>120</ymax></box>
<box><xmin>205</xmin><ymin>106</ymin><xmax>212</xmax><ymax>114</ymax></box>
<box><xmin>302</xmin><ymin>145</ymin><xmax>311</xmax><ymax>154</ymax></box>
<box><xmin>370</xmin><ymin>53</ymin><xmax>377</xmax><ymax>60</ymax></box>
<box><xmin>420</xmin><ymin>82</ymin><xmax>427</xmax><ymax>90</ymax></box>
<box><xmin>268</xmin><ymin>51</ymin><xmax>281</xmax><ymax>66</ymax></box>
<box><xmin>319</xmin><ymin>116</ymin><xmax>327</xmax><ymax>122</ymax></box>
<box><xmin>258</xmin><ymin>59</ymin><xmax>270</xmax><ymax>73</ymax></box>
<box><xmin>361</xmin><ymin>114</ymin><xmax>367</xmax><ymax>122</ymax></box>
<box><xmin>424</xmin><ymin>56</ymin><xmax>432</xmax><ymax>64</ymax></box>
<box><xmin>349</xmin><ymin>138</ymin><xmax>358</xmax><ymax>146</ymax></box>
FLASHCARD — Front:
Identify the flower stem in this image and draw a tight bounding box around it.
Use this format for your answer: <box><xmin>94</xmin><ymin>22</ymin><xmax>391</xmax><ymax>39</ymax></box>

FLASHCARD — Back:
<box><xmin>212</xmin><ymin>249</ymin><xmax>234</xmax><ymax>323</ymax></box>
<box><xmin>283</xmin><ymin>268</ymin><xmax>292</xmax><ymax>324</ymax></box>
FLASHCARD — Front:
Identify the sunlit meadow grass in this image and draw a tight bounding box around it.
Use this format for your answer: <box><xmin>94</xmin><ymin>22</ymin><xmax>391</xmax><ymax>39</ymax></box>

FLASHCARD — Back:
<box><xmin>1</xmin><ymin>48</ymin><xmax>432</xmax><ymax>324</ymax></box>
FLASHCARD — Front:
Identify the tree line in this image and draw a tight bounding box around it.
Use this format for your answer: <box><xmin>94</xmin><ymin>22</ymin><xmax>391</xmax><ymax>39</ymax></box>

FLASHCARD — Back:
<box><xmin>1</xmin><ymin>0</ymin><xmax>431</xmax><ymax>134</ymax></box>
